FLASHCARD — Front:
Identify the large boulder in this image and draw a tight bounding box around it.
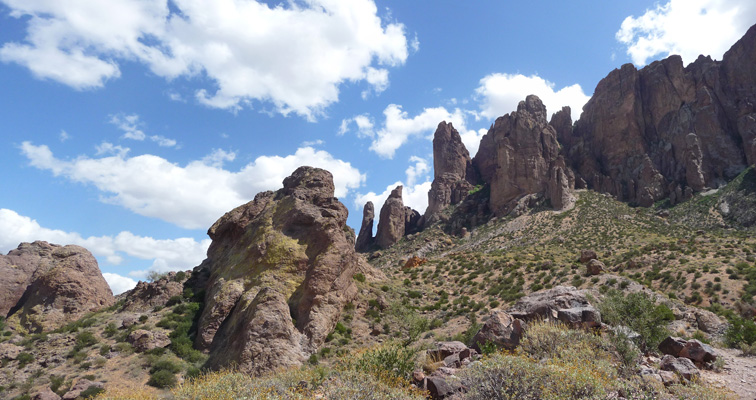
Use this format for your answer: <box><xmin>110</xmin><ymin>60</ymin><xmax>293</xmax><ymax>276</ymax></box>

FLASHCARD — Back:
<box><xmin>196</xmin><ymin>167</ymin><xmax>369</xmax><ymax>376</ymax></box>
<box><xmin>660</xmin><ymin>355</ymin><xmax>700</xmax><ymax>381</ymax></box>
<box><xmin>127</xmin><ymin>329</ymin><xmax>171</xmax><ymax>352</ymax></box>
<box><xmin>0</xmin><ymin>241</ymin><xmax>114</xmax><ymax>332</ymax></box>
<box><xmin>508</xmin><ymin>286</ymin><xmax>600</xmax><ymax>328</ymax></box>
<box><xmin>471</xmin><ymin>310</ymin><xmax>523</xmax><ymax>351</ymax></box>
<box><xmin>424</xmin><ymin>122</ymin><xmax>478</xmax><ymax>226</ymax></box>
<box><xmin>472</xmin><ymin>95</ymin><xmax>574</xmax><ymax>216</ymax></box>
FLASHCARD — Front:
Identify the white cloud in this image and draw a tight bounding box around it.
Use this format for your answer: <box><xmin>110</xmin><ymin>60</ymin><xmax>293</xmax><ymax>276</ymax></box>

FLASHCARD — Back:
<box><xmin>0</xmin><ymin>208</ymin><xmax>210</xmax><ymax>293</ymax></box>
<box><xmin>95</xmin><ymin>142</ymin><xmax>130</xmax><ymax>157</ymax></box>
<box><xmin>102</xmin><ymin>272</ymin><xmax>138</xmax><ymax>295</ymax></box>
<box><xmin>109</xmin><ymin>113</ymin><xmax>177</xmax><ymax>147</ymax></box>
<box><xmin>475</xmin><ymin>73</ymin><xmax>590</xmax><ymax>122</ymax></box>
<box><xmin>339</xmin><ymin>115</ymin><xmax>375</xmax><ymax>137</ymax></box>
<box><xmin>59</xmin><ymin>130</ymin><xmax>70</xmax><ymax>142</ymax></box>
<box><xmin>354</xmin><ymin>156</ymin><xmax>432</xmax><ymax>224</ymax></box>
<box><xmin>616</xmin><ymin>0</ymin><xmax>756</xmax><ymax>66</ymax></box>
<box><xmin>20</xmin><ymin>142</ymin><xmax>365</xmax><ymax>229</ymax></box>
<box><xmin>0</xmin><ymin>0</ymin><xmax>411</xmax><ymax>119</ymax></box>
<box><xmin>301</xmin><ymin>139</ymin><xmax>324</xmax><ymax>147</ymax></box>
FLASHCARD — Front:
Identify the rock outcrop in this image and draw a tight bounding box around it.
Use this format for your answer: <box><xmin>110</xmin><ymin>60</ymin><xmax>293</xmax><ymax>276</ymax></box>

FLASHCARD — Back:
<box><xmin>120</xmin><ymin>271</ymin><xmax>188</xmax><ymax>312</ymax></box>
<box><xmin>472</xmin><ymin>95</ymin><xmax>575</xmax><ymax>216</ymax></box>
<box><xmin>0</xmin><ymin>241</ymin><xmax>114</xmax><ymax>332</ymax></box>
<box><xmin>374</xmin><ymin>186</ymin><xmax>422</xmax><ymax>249</ymax></box>
<box><xmin>195</xmin><ymin>167</ymin><xmax>368</xmax><ymax>376</ymax></box>
<box><xmin>424</xmin><ymin>122</ymin><xmax>478</xmax><ymax>226</ymax></box>
<box><xmin>354</xmin><ymin>201</ymin><xmax>375</xmax><ymax>252</ymax></box>
<box><xmin>561</xmin><ymin>24</ymin><xmax>756</xmax><ymax>206</ymax></box>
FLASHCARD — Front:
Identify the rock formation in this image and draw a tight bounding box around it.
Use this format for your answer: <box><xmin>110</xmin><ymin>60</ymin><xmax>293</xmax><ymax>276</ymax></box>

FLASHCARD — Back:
<box><xmin>472</xmin><ymin>95</ymin><xmax>575</xmax><ymax>216</ymax></box>
<box><xmin>0</xmin><ymin>241</ymin><xmax>114</xmax><ymax>332</ymax></box>
<box><xmin>120</xmin><ymin>271</ymin><xmax>188</xmax><ymax>312</ymax></box>
<box><xmin>561</xmin><ymin>24</ymin><xmax>756</xmax><ymax>206</ymax></box>
<box><xmin>424</xmin><ymin>122</ymin><xmax>478</xmax><ymax>226</ymax></box>
<box><xmin>354</xmin><ymin>201</ymin><xmax>375</xmax><ymax>252</ymax></box>
<box><xmin>374</xmin><ymin>186</ymin><xmax>422</xmax><ymax>249</ymax></box>
<box><xmin>195</xmin><ymin>166</ymin><xmax>368</xmax><ymax>375</ymax></box>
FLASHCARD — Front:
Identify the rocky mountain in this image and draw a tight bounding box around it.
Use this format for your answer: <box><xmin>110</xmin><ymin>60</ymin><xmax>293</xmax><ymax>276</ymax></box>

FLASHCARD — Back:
<box><xmin>373</xmin><ymin>185</ymin><xmax>421</xmax><ymax>249</ymax></box>
<box><xmin>193</xmin><ymin>166</ymin><xmax>368</xmax><ymax>375</ymax></box>
<box><xmin>0</xmin><ymin>241</ymin><xmax>114</xmax><ymax>333</ymax></box>
<box><xmin>354</xmin><ymin>201</ymin><xmax>375</xmax><ymax>252</ymax></box>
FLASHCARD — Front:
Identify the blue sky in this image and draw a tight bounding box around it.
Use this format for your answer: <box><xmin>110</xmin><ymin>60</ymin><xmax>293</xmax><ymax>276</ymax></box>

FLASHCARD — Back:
<box><xmin>1</xmin><ymin>0</ymin><xmax>754</xmax><ymax>294</ymax></box>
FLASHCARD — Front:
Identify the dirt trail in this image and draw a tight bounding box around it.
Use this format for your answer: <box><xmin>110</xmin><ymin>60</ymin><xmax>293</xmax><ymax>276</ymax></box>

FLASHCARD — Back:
<box><xmin>702</xmin><ymin>347</ymin><xmax>756</xmax><ymax>400</ymax></box>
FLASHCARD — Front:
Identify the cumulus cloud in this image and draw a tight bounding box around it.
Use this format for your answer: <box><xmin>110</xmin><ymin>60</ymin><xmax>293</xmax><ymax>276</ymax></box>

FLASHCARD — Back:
<box><xmin>354</xmin><ymin>156</ymin><xmax>432</xmax><ymax>225</ymax></box>
<box><xmin>616</xmin><ymin>0</ymin><xmax>756</xmax><ymax>66</ymax></box>
<box><xmin>475</xmin><ymin>73</ymin><xmax>590</xmax><ymax>121</ymax></box>
<box><xmin>343</xmin><ymin>105</ymin><xmax>485</xmax><ymax>159</ymax></box>
<box><xmin>102</xmin><ymin>273</ymin><xmax>138</xmax><ymax>295</ymax></box>
<box><xmin>20</xmin><ymin>142</ymin><xmax>365</xmax><ymax>229</ymax></box>
<box><xmin>109</xmin><ymin>113</ymin><xmax>176</xmax><ymax>147</ymax></box>
<box><xmin>0</xmin><ymin>0</ymin><xmax>411</xmax><ymax>119</ymax></box>
<box><xmin>0</xmin><ymin>208</ymin><xmax>210</xmax><ymax>293</ymax></box>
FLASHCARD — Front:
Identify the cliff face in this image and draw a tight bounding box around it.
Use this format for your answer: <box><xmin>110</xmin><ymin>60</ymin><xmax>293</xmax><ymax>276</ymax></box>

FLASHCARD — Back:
<box><xmin>374</xmin><ymin>186</ymin><xmax>421</xmax><ymax>249</ymax></box>
<box><xmin>472</xmin><ymin>95</ymin><xmax>575</xmax><ymax>216</ymax></box>
<box><xmin>0</xmin><ymin>241</ymin><xmax>114</xmax><ymax>332</ymax></box>
<box><xmin>561</xmin><ymin>24</ymin><xmax>756</xmax><ymax>206</ymax></box>
<box><xmin>424</xmin><ymin>122</ymin><xmax>478</xmax><ymax>226</ymax></box>
<box><xmin>354</xmin><ymin>201</ymin><xmax>375</xmax><ymax>252</ymax></box>
<box><xmin>195</xmin><ymin>167</ymin><xmax>367</xmax><ymax>375</ymax></box>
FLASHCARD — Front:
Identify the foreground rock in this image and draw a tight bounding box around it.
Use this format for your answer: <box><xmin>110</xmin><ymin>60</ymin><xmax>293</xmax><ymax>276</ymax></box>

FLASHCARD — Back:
<box><xmin>471</xmin><ymin>310</ymin><xmax>523</xmax><ymax>351</ymax></box>
<box><xmin>508</xmin><ymin>285</ymin><xmax>601</xmax><ymax>328</ymax></box>
<box><xmin>196</xmin><ymin>167</ymin><xmax>369</xmax><ymax>375</ymax></box>
<box><xmin>659</xmin><ymin>336</ymin><xmax>717</xmax><ymax>364</ymax></box>
<box><xmin>0</xmin><ymin>241</ymin><xmax>114</xmax><ymax>332</ymax></box>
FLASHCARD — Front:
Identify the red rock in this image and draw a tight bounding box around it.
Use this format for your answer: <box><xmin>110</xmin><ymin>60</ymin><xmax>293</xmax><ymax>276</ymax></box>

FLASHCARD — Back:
<box><xmin>196</xmin><ymin>167</ymin><xmax>370</xmax><ymax>376</ymax></box>
<box><xmin>0</xmin><ymin>241</ymin><xmax>114</xmax><ymax>332</ymax></box>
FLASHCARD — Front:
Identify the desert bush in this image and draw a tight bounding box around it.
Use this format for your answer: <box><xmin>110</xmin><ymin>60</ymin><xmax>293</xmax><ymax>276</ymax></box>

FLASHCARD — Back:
<box><xmin>16</xmin><ymin>352</ymin><xmax>33</xmax><ymax>368</ymax></box>
<box><xmin>353</xmin><ymin>273</ymin><xmax>366</xmax><ymax>283</ymax></box>
<box><xmin>598</xmin><ymin>290</ymin><xmax>671</xmax><ymax>352</ymax></box>
<box><xmin>460</xmin><ymin>352</ymin><xmax>615</xmax><ymax>400</ymax></box>
<box><xmin>518</xmin><ymin>320</ymin><xmax>607</xmax><ymax>364</ymax></box>
<box><xmin>147</xmin><ymin>370</ymin><xmax>176</xmax><ymax>389</ymax></box>
<box><xmin>340</xmin><ymin>342</ymin><xmax>418</xmax><ymax>382</ymax></box>
<box><xmin>74</xmin><ymin>331</ymin><xmax>98</xmax><ymax>351</ymax></box>
<box><xmin>103</xmin><ymin>323</ymin><xmax>118</xmax><ymax>337</ymax></box>
<box><xmin>724</xmin><ymin>315</ymin><xmax>756</xmax><ymax>348</ymax></box>
<box><xmin>79</xmin><ymin>385</ymin><xmax>105</xmax><ymax>399</ymax></box>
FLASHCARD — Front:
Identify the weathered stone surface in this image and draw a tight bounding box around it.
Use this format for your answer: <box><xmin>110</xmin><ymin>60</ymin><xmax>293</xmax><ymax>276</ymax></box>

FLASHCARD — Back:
<box><xmin>354</xmin><ymin>201</ymin><xmax>375</xmax><ymax>252</ymax></box>
<box><xmin>557</xmin><ymin>306</ymin><xmax>601</xmax><ymax>328</ymax></box>
<box><xmin>197</xmin><ymin>167</ymin><xmax>367</xmax><ymax>376</ymax></box>
<box><xmin>694</xmin><ymin>309</ymin><xmax>726</xmax><ymax>334</ymax></box>
<box><xmin>472</xmin><ymin>95</ymin><xmax>574</xmax><ymax>216</ymax></box>
<box><xmin>659</xmin><ymin>336</ymin><xmax>687</xmax><ymax>357</ymax></box>
<box><xmin>32</xmin><ymin>387</ymin><xmax>61</xmax><ymax>400</ymax></box>
<box><xmin>426</xmin><ymin>375</ymin><xmax>463</xmax><ymax>400</ymax></box>
<box><xmin>375</xmin><ymin>186</ymin><xmax>422</xmax><ymax>249</ymax></box>
<box><xmin>586</xmin><ymin>259</ymin><xmax>606</xmax><ymax>275</ymax></box>
<box><xmin>120</xmin><ymin>271</ymin><xmax>188</xmax><ymax>312</ymax></box>
<box><xmin>508</xmin><ymin>286</ymin><xmax>595</xmax><ymax>322</ymax></box>
<box><xmin>679</xmin><ymin>339</ymin><xmax>717</xmax><ymax>364</ymax></box>
<box><xmin>428</xmin><ymin>341</ymin><xmax>468</xmax><ymax>360</ymax></box>
<box><xmin>0</xmin><ymin>241</ymin><xmax>114</xmax><ymax>332</ymax></box>
<box><xmin>579</xmin><ymin>250</ymin><xmax>597</xmax><ymax>263</ymax></box>
<box><xmin>425</xmin><ymin>122</ymin><xmax>477</xmax><ymax>226</ymax></box>
<box><xmin>660</xmin><ymin>354</ymin><xmax>700</xmax><ymax>381</ymax></box>
<box><xmin>127</xmin><ymin>329</ymin><xmax>171</xmax><ymax>352</ymax></box>
<box><xmin>562</xmin><ymin>25</ymin><xmax>756</xmax><ymax>206</ymax></box>
<box><xmin>471</xmin><ymin>310</ymin><xmax>522</xmax><ymax>351</ymax></box>
<box><xmin>0</xmin><ymin>342</ymin><xmax>24</xmax><ymax>360</ymax></box>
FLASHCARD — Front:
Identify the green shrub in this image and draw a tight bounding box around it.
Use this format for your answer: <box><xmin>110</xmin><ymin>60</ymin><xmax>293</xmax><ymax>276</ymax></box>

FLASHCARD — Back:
<box><xmin>150</xmin><ymin>359</ymin><xmax>182</xmax><ymax>374</ymax></box>
<box><xmin>341</xmin><ymin>342</ymin><xmax>418</xmax><ymax>381</ymax></box>
<box><xmin>147</xmin><ymin>369</ymin><xmax>177</xmax><ymax>389</ymax></box>
<box><xmin>103</xmin><ymin>323</ymin><xmax>118</xmax><ymax>337</ymax></box>
<box><xmin>99</xmin><ymin>344</ymin><xmax>111</xmax><ymax>356</ymax></box>
<box><xmin>74</xmin><ymin>331</ymin><xmax>98</xmax><ymax>351</ymax></box>
<box><xmin>16</xmin><ymin>352</ymin><xmax>34</xmax><ymax>368</ymax></box>
<box><xmin>724</xmin><ymin>316</ymin><xmax>756</xmax><ymax>348</ymax></box>
<box><xmin>599</xmin><ymin>290</ymin><xmax>671</xmax><ymax>352</ymax></box>
<box><xmin>166</xmin><ymin>296</ymin><xmax>183</xmax><ymax>307</ymax></box>
<box><xmin>139</xmin><ymin>315</ymin><xmax>149</xmax><ymax>323</ymax></box>
<box><xmin>518</xmin><ymin>320</ymin><xmax>606</xmax><ymax>364</ymax></box>
<box><xmin>174</xmin><ymin>271</ymin><xmax>187</xmax><ymax>282</ymax></box>
<box><xmin>353</xmin><ymin>273</ymin><xmax>366</xmax><ymax>283</ymax></box>
<box><xmin>49</xmin><ymin>375</ymin><xmax>65</xmax><ymax>393</ymax></box>
<box><xmin>78</xmin><ymin>385</ymin><xmax>105</xmax><ymax>398</ymax></box>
